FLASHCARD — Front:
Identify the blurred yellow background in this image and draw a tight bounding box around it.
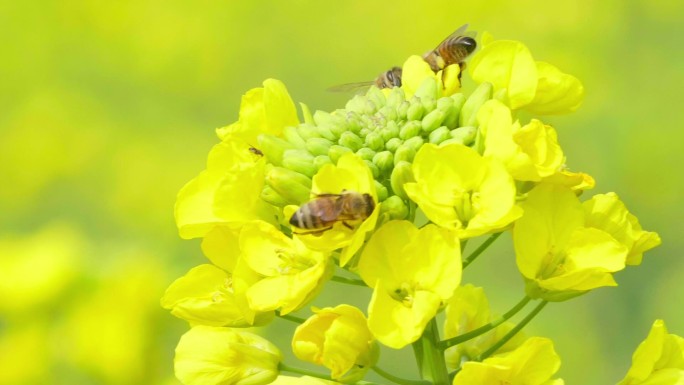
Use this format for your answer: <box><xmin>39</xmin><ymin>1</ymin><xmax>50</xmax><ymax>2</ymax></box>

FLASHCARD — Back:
<box><xmin>1</xmin><ymin>1</ymin><xmax>682</xmax><ymax>384</ymax></box>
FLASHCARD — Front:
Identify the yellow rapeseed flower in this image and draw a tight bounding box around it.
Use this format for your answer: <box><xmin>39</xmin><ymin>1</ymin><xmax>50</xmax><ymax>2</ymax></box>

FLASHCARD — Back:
<box><xmin>175</xmin><ymin>326</ymin><xmax>282</xmax><ymax>385</ymax></box>
<box><xmin>161</xmin><ymin>264</ymin><xmax>273</xmax><ymax>327</ymax></box>
<box><xmin>216</xmin><ymin>79</ymin><xmax>299</xmax><ymax>145</ymax></box>
<box><xmin>358</xmin><ymin>221</ymin><xmax>461</xmax><ymax>348</ymax></box>
<box><xmin>618</xmin><ymin>319</ymin><xmax>684</xmax><ymax>385</ymax></box>
<box><xmin>401</xmin><ymin>55</ymin><xmax>461</xmax><ymax>98</ymax></box>
<box><xmin>238</xmin><ymin>220</ymin><xmax>333</xmax><ymax>315</ymax></box>
<box><xmin>583</xmin><ymin>192</ymin><xmax>661</xmax><ymax>266</ymax></box>
<box><xmin>292</xmin><ymin>305</ymin><xmax>378</xmax><ymax>382</ymax></box>
<box><xmin>404</xmin><ymin>143</ymin><xmax>522</xmax><ymax>238</ymax></box>
<box><xmin>452</xmin><ymin>337</ymin><xmax>564</xmax><ymax>385</ymax></box>
<box><xmin>514</xmin><ymin>184</ymin><xmax>628</xmax><ymax>301</ymax></box>
<box><xmin>469</xmin><ymin>38</ymin><xmax>583</xmax><ymax>114</ymax></box>
<box><xmin>478</xmin><ymin>99</ymin><xmax>564</xmax><ymax>181</ymax></box>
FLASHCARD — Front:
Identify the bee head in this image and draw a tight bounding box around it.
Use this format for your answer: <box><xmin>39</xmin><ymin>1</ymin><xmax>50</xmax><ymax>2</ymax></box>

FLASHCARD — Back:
<box><xmin>461</xmin><ymin>37</ymin><xmax>477</xmax><ymax>54</ymax></box>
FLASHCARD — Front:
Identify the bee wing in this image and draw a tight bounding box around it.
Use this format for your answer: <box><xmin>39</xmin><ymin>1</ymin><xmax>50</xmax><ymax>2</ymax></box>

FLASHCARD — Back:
<box><xmin>433</xmin><ymin>23</ymin><xmax>477</xmax><ymax>51</ymax></box>
<box><xmin>318</xmin><ymin>197</ymin><xmax>347</xmax><ymax>222</ymax></box>
<box><xmin>327</xmin><ymin>81</ymin><xmax>375</xmax><ymax>93</ymax></box>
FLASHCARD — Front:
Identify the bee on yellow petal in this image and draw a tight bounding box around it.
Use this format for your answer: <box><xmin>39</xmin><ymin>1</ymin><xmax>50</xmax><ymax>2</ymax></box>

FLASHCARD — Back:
<box><xmin>289</xmin><ymin>191</ymin><xmax>375</xmax><ymax>235</ymax></box>
<box><xmin>330</xmin><ymin>24</ymin><xmax>477</xmax><ymax>91</ymax></box>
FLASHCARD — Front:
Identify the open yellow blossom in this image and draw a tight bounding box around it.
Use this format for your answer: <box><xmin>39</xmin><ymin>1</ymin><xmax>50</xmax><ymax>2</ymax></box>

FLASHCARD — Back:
<box><xmin>287</xmin><ymin>153</ymin><xmax>379</xmax><ymax>266</ymax></box>
<box><xmin>292</xmin><ymin>305</ymin><xmax>378</xmax><ymax>382</ymax></box>
<box><xmin>358</xmin><ymin>221</ymin><xmax>461</xmax><ymax>348</ymax></box>
<box><xmin>470</xmin><ymin>38</ymin><xmax>583</xmax><ymax>114</ymax></box>
<box><xmin>543</xmin><ymin>168</ymin><xmax>596</xmax><ymax>192</ymax></box>
<box><xmin>174</xmin><ymin>326</ymin><xmax>281</xmax><ymax>385</ymax></box>
<box><xmin>238</xmin><ymin>220</ymin><xmax>332</xmax><ymax>315</ymax></box>
<box><xmin>271</xmin><ymin>376</ymin><xmax>341</xmax><ymax>385</ymax></box>
<box><xmin>514</xmin><ymin>184</ymin><xmax>628</xmax><ymax>301</ymax></box>
<box><xmin>444</xmin><ymin>285</ymin><xmax>526</xmax><ymax>368</ymax></box>
<box><xmin>404</xmin><ymin>143</ymin><xmax>522</xmax><ymax>238</ymax></box>
<box><xmin>216</xmin><ymin>78</ymin><xmax>299</xmax><ymax>145</ymax></box>
<box><xmin>175</xmin><ymin>137</ymin><xmax>277</xmax><ymax>239</ymax></box>
<box><xmin>618</xmin><ymin>319</ymin><xmax>684</xmax><ymax>385</ymax></box>
<box><xmin>452</xmin><ymin>337</ymin><xmax>564</xmax><ymax>385</ymax></box>
<box><xmin>479</xmin><ymin>100</ymin><xmax>564</xmax><ymax>181</ymax></box>
<box><xmin>583</xmin><ymin>192</ymin><xmax>661</xmax><ymax>266</ymax></box>
<box><xmin>161</xmin><ymin>264</ymin><xmax>274</xmax><ymax>327</ymax></box>
<box><xmin>401</xmin><ymin>55</ymin><xmax>461</xmax><ymax>98</ymax></box>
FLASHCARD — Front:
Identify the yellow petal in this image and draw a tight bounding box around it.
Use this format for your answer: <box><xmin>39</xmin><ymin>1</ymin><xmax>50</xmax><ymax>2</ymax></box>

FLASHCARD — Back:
<box><xmin>526</xmin><ymin>61</ymin><xmax>584</xmax><ymax>115</ymax></box>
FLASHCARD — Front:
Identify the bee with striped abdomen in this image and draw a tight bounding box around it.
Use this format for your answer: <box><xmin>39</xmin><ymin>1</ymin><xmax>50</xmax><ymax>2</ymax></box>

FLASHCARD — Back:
<box><xmin>329</xmin><ymin>23</ymin><xmax>477</xmax><ymax>91</ymax></box>
<box><xmin>289</xmin><ymin>191</ymin><xmax>375</xmax><ymax>235</ymax></box>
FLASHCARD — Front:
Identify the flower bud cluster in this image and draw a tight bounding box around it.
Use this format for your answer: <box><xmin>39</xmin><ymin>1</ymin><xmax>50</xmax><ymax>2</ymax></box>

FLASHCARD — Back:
<box><xmin>257</xmin><ymin>82</ymin><xmax>494</xmax><ymax>220</ymax></box>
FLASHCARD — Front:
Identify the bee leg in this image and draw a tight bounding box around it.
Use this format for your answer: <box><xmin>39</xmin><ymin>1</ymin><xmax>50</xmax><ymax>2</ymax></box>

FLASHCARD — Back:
<box><xmin>342</xmin><ymin>221</ymin><xmax>354</xmax><ymax>230</ymax></box>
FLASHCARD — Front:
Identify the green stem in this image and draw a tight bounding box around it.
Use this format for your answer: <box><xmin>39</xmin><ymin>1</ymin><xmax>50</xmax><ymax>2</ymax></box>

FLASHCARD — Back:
<box><xmin>462</xmin><ymin>232</ymin><xmax>502</xmax><ymax>269</ymax></box>
<box><xmin>330</xmin><ymin>275</ymin><xmax>367</xmax><ymax>286</ymax></box>
<box><xmin>279</xmin><ymin>363</ymin><xmax>333</xmax><ymax>381</ymax></box>
<box><xmin>371</xmin><ymin>366</ymin><xmax>429</xmax><ymax>385</ymax></box>
<box><xmin>276</xmin><ymin>312</ymin><xmax>306</xmax><ymax>324</ymax></box>
<box><xmin>460</xmin><ymin>238</ymin><xmax>469</xmax><ymax>254</ymax></box>
<box><xmin>439</xmin><ymin>295</ymin><xmax>530</xmax><ymax>350</ymax></box>
<box><xmin>476</xmin><ymin>300</ymin><xmax>549</xmax><ymax>361</ymax></box>
<box><xmin>412</xmin><ymin>318</ymin><xmax>449</xmax><ymax>384</ymax></box>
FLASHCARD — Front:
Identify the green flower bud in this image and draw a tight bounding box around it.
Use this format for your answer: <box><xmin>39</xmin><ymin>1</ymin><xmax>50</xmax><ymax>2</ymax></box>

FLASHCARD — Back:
<box><xmin>313</xmin><ymin>110</ymin><xmax>332</xmax><ymax>126</ymax></box>
<box><xmin>421</xmin><ymin>109</ymin><xmax>446</xmax><ymax>133</ymax></box>
<box><xmin>414</xmin><ymin>77</ymin><xmax>438</xmax><ymax>100</ymax></box>
<box><xmin>338</xmin><ymin>131</ymin><xmax>364</xmax><ymax>152</ymax></box>
<box><xmin>390</xmin><ymin>160</ymin><xmax>416</xmax><ymax>200</ymax></box>
<box><xmin>385</xmin><ymin>138</ymin><xmax>403</xmax><ymax>153</ymax></box>
<box><xmin>396</xmin><ymin>100</ymin><xmax>410</xmax><ymax>120</ymax></box>
<box><xmin>314</xmin><ymin>155</ymin><xmax>332</xmax><ymax>170</ymax></box>
<box><xmin>428</xmin><ymin>126</ymin><xmax>451</xmax><ymax>144</ymax></box>
<box><xmin>386</xmin><ymin>87</ymin><xmax>405</xmax><ymax>108</ymax></box>
<box><xmin>260</xmin><ymin>185</ymin><xmax>290</xmax><ymax>207</ymax></box>
<box><xmin>282</xmin><ymin>149</ymin><xmax>317</xmax><ymax>177</ymax></box>
<box><xmin>306</xmin><ymin>137</ymin><xmax>334</xmax><ymax>156</ymax></box>
<box><xmin>356</xmin><ymin>147</ymin><xmax>376</xmax><ymax>161</ymax></box>
<box><xmin>450</xmin><ymin>126</ymin><xmax>477</xmax><ymax>145</ymax></box>
<box><xmin>365</xmin><ymin>132</ymin><xmax>384</xmax><ymax>151</ymax></box>
<box><xmin>364</xmin><ymin>160</ymin><xmax>380</xmax><ymax>179</ymax></box>
<box><xmin>297</xmin><ymin>123</ymin><xmax>322</xmax><ymax>140</ymax></box>
<box><xmin>403</xmin><ymin>136</ymin><xmax>425</xmax><ymax>152</ymax></box>
<box><xmin>265</xmin><ymin>167</ymin><xmax>312</xmax><ymax>204</ymax></box>
<box><xmin>437</xmin><ymin>96</ymin><xmax>454</xmax><ymax>111</ymax></box>
<box><xmin>345</xmin><ymin>95</ymin><xmax>369</xmax><ymax>114</ymax></box>
<box><xmin>407</xmin><ymin>102</ymin><xmax>425</xmax><ymax>121</ymax></box>
<box><xmin>377</xmin><ymin>105</ymin><xmax>398</xmax><ymax>122</ymax></box>
<box><xmin>372</xmin><ymin>151</ymin><xmax>394</xmax><ymax>173</ymax></box>
<box><xmin>345</xmin><ymin>112</ymin><xmax>363</xmax><ymax>135</ymax></box>
<box><xmin>366</xmin><ymin>87</ymin><xmax>386</xmax><ymax>110</ymax></box>
<box><xmin>315</xmin><ymin>123</ymin><xmax>338</xmax><ymax>141</ymax></box>
<box><xmin>443</xmin><ymin>93</ymin><xmax>466</xmax><ymax>129</ymax></box>
<box><xmin>374</xmin><ymin>180</ymin><xmax>389</xmax><ymax>202</ymax></box>
<box><xmin>328</xmin><ymin>145</ymin><xmax>353</xmax><ymax>163</ymax></box>
<box><xmin>381</xmin><ymin>121</ymin><xmax>400</xmax><ymax>142</ymax></box>
<box><xmin>460</xmin><ymin>82</ymin><xmax>493</xmax><ymax>127</ymax></box>
<box><xmin>380</xmin><ymin>195</ymin><xmax>409</xmax><ymax>220</ymax></box>
<box><xmin>400</xmin><ymin>121</ymin><xmax>422</xmax><ymax>140</ymax></box>
<box><xmin>359</xmin><ymin>127</ymin><xmax>371</xmax><ymax>138</ymax></box>
<box><xmin>394</xmin><ymin>144</ymin><xmax>416</xmax><ymax>165</ymax></box>
<box><xmin>257</xmin><ymin>134</ymin><xmax>296</xmax><ymax>166</ymax></box>
<box><xmin>282</xmin><ymin>126</ymin><xmax>306</xmax><ymax>148</ymax></box>
<box><xmin>421</xmin><ymin>97</ymin><xmax>437</xmax><ymax>114</ymax></box>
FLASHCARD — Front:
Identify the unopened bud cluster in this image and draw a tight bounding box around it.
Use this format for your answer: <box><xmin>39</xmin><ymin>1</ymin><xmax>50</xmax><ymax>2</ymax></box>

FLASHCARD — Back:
<box><xmin>258</xmin><ymin>81</ymin><xmax>494</xmax><ymax>219</ymax></box>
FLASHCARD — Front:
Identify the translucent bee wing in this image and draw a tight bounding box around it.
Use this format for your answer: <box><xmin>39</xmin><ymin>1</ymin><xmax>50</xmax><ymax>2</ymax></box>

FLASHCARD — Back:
<box><xmin>327</xmin><ymin>81</ymin><xmax>374</xmax><ymax>93</ymax></box>
<box><xmin>433</xmin><ymin>23</ymin><xmax>477</xmax><ymax>50</ymax></box>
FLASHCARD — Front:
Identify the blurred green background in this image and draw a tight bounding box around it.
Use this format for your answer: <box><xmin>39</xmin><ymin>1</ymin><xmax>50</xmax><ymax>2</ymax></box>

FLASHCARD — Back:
<box><xmin>1</xmin><ymin>1</ymin><xmax>682</xmax><ymax>384</ymax></box>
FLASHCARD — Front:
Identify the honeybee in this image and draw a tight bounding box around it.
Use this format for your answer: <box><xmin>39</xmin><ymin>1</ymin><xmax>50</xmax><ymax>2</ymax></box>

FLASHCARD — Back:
<box><xmin>329</xmin><ymin>24</ymin><xmax>477</xmax><ymax>92</ymax></box>
<box><xmin>289</xmin><ymin>191</ymin><xmax>375</xmax><ymax>235</ymax></box>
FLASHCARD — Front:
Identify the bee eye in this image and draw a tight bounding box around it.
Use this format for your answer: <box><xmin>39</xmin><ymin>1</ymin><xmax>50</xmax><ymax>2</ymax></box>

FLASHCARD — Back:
<box><xmin>462</xmin><ymin>37</ymin><xmax>477</xmax><ymax>53</ymax></box>
<box><xmin>386</xmin><ymin>71</ymin><xmax>394</xmax><ymax>82</ymax></box>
